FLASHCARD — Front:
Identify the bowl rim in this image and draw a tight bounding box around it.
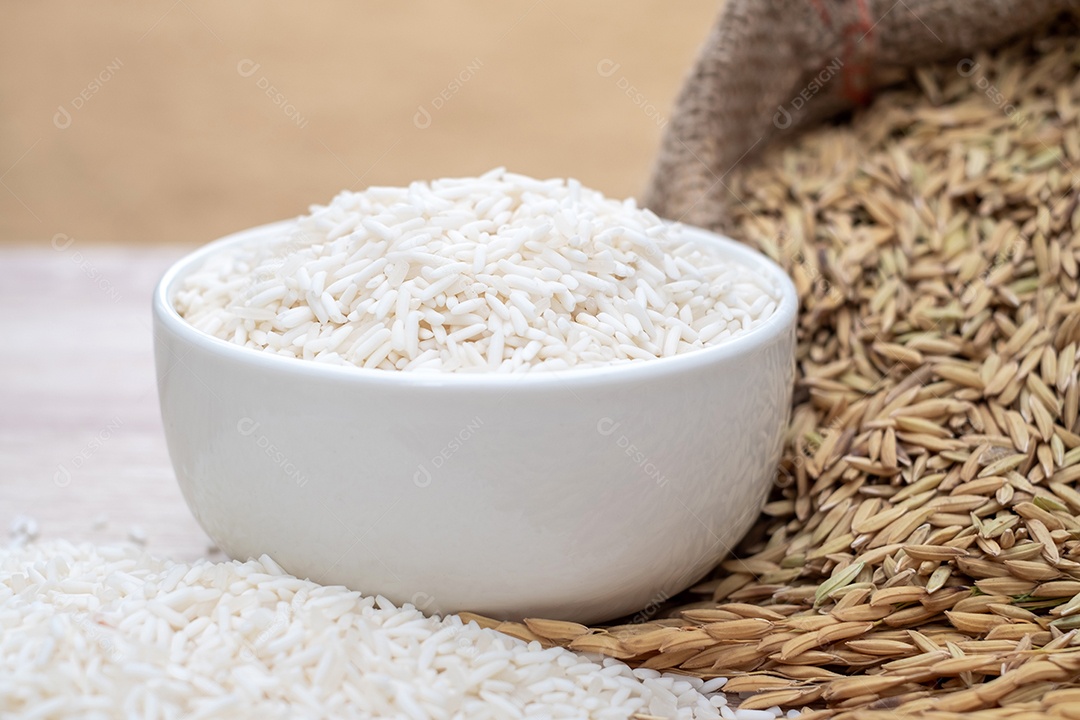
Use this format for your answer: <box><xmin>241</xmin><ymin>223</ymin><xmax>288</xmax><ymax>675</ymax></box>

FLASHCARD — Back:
<box><xmin>153</xmin><ymin>219</ymin><xmax>798</xmax><ymax>387</ymax></box>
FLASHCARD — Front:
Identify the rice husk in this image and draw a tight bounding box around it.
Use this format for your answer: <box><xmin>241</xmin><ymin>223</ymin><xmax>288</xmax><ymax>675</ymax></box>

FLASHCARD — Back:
<box><xmin>514</xmin><ymin>18</ymin><xmax>1080</xmax><ymax>719</ymax></box>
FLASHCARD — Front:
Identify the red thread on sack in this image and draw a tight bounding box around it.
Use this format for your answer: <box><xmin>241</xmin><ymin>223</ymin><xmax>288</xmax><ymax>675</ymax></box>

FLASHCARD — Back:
<box><xmin>807</xmin><ymin>0</ymin><xmax>875</xmax><ymax>105</ymax></box>
<box><xmin>840</xmin><ymin>0</ymin><xmax>874</xmax><ymax>105</ymax></box>
<box><xmin>808</xmin><ymin>0</ymin><xmax>832</xmax><ymax>27</ymax></box>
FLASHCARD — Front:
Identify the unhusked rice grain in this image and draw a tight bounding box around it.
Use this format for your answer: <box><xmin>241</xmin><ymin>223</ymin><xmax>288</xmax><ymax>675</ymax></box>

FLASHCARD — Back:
<box><xmin>518</xmin><ymin>19</ymin><xmax>1080</xmax><ymax>720</ymax></box>
<box><xmin>0</xmin><ymin>541</ymin><xmax>770</xmax><ymax>719</ymax></box>
<box><xmin>175</xmin><ymin>169</ymin><xmax>781</xmax><ymax>373</ymax></box>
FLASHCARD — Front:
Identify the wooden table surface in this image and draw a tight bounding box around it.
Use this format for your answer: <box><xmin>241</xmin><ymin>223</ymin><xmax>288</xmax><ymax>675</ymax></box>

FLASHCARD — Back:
<box><xmin>1</xmin><ymin>244</ymin><xmax>216</xmax><ymax>560</ymax></box>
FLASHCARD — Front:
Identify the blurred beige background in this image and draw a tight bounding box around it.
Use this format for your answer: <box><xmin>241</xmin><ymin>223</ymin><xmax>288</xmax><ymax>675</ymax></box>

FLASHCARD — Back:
<box><xmin>1</xmin><ymin>1</ymin><xmax>718</xmax><ymax>247</ymax></box>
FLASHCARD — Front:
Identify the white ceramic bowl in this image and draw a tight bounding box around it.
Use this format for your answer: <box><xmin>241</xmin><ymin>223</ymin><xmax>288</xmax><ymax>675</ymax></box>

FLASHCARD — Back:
<box><xmin>153</xmin><ymin>220</ymin><xmax>797</xmax><ymax>623</ymax></box>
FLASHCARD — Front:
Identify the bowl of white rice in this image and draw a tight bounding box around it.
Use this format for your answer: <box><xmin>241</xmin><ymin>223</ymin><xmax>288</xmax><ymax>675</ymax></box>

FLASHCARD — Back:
<box><xmin>153</xmin><ymin>169</ymin><xmax>797</xmax><ymax>623</ymax></box>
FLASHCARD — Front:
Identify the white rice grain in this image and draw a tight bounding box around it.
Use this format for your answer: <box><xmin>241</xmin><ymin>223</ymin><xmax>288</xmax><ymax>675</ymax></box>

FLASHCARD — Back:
<box><xmin>177</xmin><ymin>170</ymin><xmax>779</xmax><ymax>373</ymax></box>
<box><xmin>0</xmin><ymin>541</ymin><xmax>769</xmax><ymax>719</ymax></box>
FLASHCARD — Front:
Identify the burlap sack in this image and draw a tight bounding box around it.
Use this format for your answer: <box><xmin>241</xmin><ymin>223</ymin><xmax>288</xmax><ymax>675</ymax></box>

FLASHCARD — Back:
<box><xmin>646</xmin><ymin>0</ymin><xmax>1077</xmax><ymax>231</ymax></box>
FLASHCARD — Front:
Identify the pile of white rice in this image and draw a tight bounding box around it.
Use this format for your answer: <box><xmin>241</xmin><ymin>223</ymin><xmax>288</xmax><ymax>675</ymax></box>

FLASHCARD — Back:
<box><xmin>0</xmin><ymin>540</ymin><xmax>803</xmax><ymax>720</ymax></box>
<box><xmin>176</xmin><ymin>169</ymin><xmax>780</xmax><ymax>372</ymax></box>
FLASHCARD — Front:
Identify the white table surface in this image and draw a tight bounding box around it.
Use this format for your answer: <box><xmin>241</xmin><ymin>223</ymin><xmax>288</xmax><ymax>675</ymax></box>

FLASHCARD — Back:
<box><xmin>1</xmin><ymin>244</ymin><xmax>215</xmax><ymax>560</ymax></box>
